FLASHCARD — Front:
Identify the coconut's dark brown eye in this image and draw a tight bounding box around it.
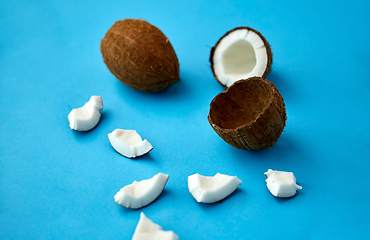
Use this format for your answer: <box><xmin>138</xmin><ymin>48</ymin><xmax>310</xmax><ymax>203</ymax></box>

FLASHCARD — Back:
<box><xmin>210</xmin><ymin>27</ymin><xmax>273</xmax><ymax>88</ymax></box>
<box><xmin>100</xmin><ymin>19</ymin><xmax>180</xmax><ymax>92</ymax></box>
<box><xmin>208</xmin><ymin>77</ymin><xmax>286</xmax><ymax>151</ymax></box>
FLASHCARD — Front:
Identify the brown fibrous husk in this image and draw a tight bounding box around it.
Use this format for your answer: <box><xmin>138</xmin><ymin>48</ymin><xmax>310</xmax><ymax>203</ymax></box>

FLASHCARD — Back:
<box><xmin>208</xmin><ymin>77</ymin><xmax>286</xmax><ymax>150</ymax></box>
<box><xmin>100</xmin><ymin>19</ymin><xmax>180</xmax><ymax>92</ymax></box>
<box><xmin>209</xmin><ymin>27</ymin><xmax>273</xmax><ymax>88</ymax></box>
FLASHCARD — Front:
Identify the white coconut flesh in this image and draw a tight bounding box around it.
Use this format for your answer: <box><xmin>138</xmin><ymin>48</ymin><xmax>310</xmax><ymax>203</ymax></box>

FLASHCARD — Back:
<box><xmin>188</xmin><ymin>173</ymin><xmax>242</xmax><ymax>203</ymax></box>
<box><xmin>108</xmin><ymin>129</ymin><xmax>153</xmax><ymax>158</ymax></box>
<box><xmin>132</xmin><ymin>212</ymin><xmax>179</xmax><ymax>240</ymax></box>
<box><xmin>264</xmin><ymin>169</ymin><xmax>302</xmax><ymax>198</ymax></box>
<box><xmin>213</xmin><ymin>29</ymin><xmax>268</xmax><ymax>87</ymax></box>
<box><xmin>114</xmin><ymin>173</ymin><xmax>169</xmax><ymax>209</ymax></box>
<box><xmin>68</xmin><ymin>96</ymin><xmax>103</xmax><ymax>131</ymax></box>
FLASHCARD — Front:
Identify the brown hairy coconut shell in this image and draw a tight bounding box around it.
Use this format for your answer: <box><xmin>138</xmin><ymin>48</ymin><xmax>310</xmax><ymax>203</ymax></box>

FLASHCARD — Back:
<box><xmin>209</xmin><ymin>27</ymin><xmax>273</xmax><ymax>88</ymax></box>
<box><xmin>100</xmin><ymin>19</ymin><xmax>180</xmax><ymax>92</ymax></box>
<box><xmin>208</xmin><ymin>77</ymin><xmax>286</xmax><ymax>150</ymax></box>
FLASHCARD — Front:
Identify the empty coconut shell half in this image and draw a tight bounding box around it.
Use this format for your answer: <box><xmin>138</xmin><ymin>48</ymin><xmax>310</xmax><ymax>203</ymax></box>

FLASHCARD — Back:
<box><xmin>100</xmin><ymin>19</ymin><xmax>180</xmax><ymax>92</ymax></box>
<box><xmin>208</xmin><ymin>77</ymin><xmax>286</xmax><ymax>151</ymax></box>
<box><xmin>210</xmin><ymin>27</ymin><xmax>272</xmax><ymax>88</ymax></box>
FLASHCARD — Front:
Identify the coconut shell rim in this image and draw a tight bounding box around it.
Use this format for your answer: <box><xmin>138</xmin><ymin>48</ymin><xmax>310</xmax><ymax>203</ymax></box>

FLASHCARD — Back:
<box><xmin>209</xmin><ymin>26</ymin><xmax>273</xmax><ymax>88</ymax></box>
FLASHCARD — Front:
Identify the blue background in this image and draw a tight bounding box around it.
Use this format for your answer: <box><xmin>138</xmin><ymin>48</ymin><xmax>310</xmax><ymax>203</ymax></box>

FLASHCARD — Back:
<box><xmin>1</xmin><ymin>0</ymin><xmax>369</xmax><ymax>239</ymax></box>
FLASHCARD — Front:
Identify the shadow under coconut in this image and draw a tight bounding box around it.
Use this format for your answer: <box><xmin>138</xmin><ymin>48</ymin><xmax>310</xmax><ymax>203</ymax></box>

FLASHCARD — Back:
<box><xmin>197</xmin><ymin>188</ymin><xmax>246</xmax><ymax>211</ymax></box>
<box><xmin>152</xmin><ymin>188</ymin><xmax>171</xmax><ymax>203</ymax></box>
<box><xmin>98</xmin><ymin>110</ymin><xmax>112</xmax><ymax>128</ymax></box>
<box><xmin>266</xmin><ymin>69</ymin><xmax>301</xmax><ymax>103</ymax></box>
<box><xmin>271</xmin><ymin>190</ymin><xmax>303</xmax><ymax>204</ymax></box>
<box><xmin>114</xmin><ymin>76</ymin><xmax>193</xmax><ymax>109</ymax></box>
<box><xmin>106</xmin><ymin>143</ymin><xmax>156</xmax><ymax>163</ymax></box>
<box><xmin>226</xmin><ymin>132</ymin><xmax>306</xmax><ymax>166</ymax></box>
<box><xmin>134</xmin><ymin>152</ymin><xmax>156</xmax><ymax>163</ymax></box>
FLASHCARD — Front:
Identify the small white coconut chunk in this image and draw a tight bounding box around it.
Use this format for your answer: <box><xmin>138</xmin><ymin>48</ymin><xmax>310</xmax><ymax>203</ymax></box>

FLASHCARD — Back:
<box><xmin>264</xmin><ymin>169</ymin><xmax>302</xmax><ymax>198</ymax></box>
<box><xmin>213</xmin><ymin>29</ymin><xmax>268</xmax><ymax>87</ymax></box>
<box><xmin>114</xmin><ymin>173</ymin><xmax>169</xmax><ymax>209</ymax></box>
<box><xmin>108</xmin><ymin>129</ymin><xmax>153</xmax><ymax>158</ymax></box>
<box><xmin>132</xmin><ymin>212</ymin><xmax>179</xmax><ymax>240</ymax></box>
<box><xmin>188</xmin><ymin>173</ymin><xmax>242</xmax><ymax>203</ymax></box>
<box><xmin>68</xmin><ymin>96</ymin><xmax>103</xmax><ymax>131</ymax></box>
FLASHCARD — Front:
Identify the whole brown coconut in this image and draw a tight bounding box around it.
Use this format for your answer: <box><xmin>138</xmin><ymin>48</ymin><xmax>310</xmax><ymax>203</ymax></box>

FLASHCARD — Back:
<box><xmin>100</xmin><ymin>19</ymin><xmax>180</xmax><ymax>92</ymax></box>
<box><xmin>208</xmin><ymin>77</ymin><xmax>286</xmax><ymax>150</ymax></box>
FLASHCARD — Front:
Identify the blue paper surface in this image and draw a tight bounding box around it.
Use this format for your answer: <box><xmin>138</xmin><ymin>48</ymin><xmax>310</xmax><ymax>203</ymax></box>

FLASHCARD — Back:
<box><xmin>1</xmin><ymin>0</ymin><xmax>369</xmax><ymax>239</ymax></box>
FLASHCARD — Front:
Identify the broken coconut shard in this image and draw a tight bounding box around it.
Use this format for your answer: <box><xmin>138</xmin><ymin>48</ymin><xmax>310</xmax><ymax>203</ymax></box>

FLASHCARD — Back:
<box><xmin>264</xmin><ymin>169</ymin><xmax>302</xmax><ymax>198</ymax></box>
<box><xmin>100</xmin><ymin>19</ymin><xmax>180</xmax><ymax>92</ymax></box>
<box><xmin>188</xmin><ymin>173</ymin><xmax>242</xmax><ymax>203</ymax></box>
<box><xmin>132</xmin><ymin>212</ymin><xmax>179</xmax><ymax>240</ymax></box>
<box><xmin>208</xmin><ymin>77</ymin><xmax>286</xmax><ymax>151</ymax></box>
<box><xmin>210</xmin><ymin>27</ymin><xmax>272</xmax><ymax>88</ymax></box>
<box><xmin>114</xmin><ymin>173</ymin><xmax>169</xmax><ymax>209</ymax></box>
<box><xmin>108</xmin><ymin>129</ymin><xmax>153</xmax><ymax>158</ymax></box>
<box><xmin>68</xmin><ymin>96</ymin><xmax>103</xmax><ymax>131</ymax></box>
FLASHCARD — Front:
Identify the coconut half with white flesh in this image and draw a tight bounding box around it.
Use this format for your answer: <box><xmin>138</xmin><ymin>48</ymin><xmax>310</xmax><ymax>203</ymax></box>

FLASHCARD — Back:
<box><xmin>132</xmin><ymin>212</ymin><xmax>179</xmax><ymax>240</ymax></box>
<box><xmin>108</xmin><ymin>129</ymin><xmax>153</xmax><ymax>158</ymax></box>
<box><xmin>210</xmin><ymin>27</ymin><xmax>272</xmax><ymax>88</ymax></box>
<box><xmin>264</xmin><ymin>169</ymin><xmax>302</xmax><ymax>198</ymax></box>
<box><xmin>188</xmin><ymin>173</ymin><xmax>242</xmax><ymax>203</ymax></box>
<box><xmin>114</xmin><ymin>173</ymin><xmax>169</xmax><ymax>209</ymax></box>
<box><xmin>68</xmin><ymin>96</ymin><xmax>103</xmax><ymax>131</ymax></box>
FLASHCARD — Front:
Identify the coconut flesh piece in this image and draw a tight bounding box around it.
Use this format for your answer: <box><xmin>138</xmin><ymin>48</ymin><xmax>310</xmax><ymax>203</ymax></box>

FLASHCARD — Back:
<box><xmin>188</xmin><ymin>173</ymin><xmax>242</xmax><ymax>203</ymax></box>
<box><xmin>114</xmin><ymin>173</ymin><xmax>169</xmax><ymax>209</ymax></box>
<box><xmin>132</xmin><ymin>212</ymin><xmax>179</xmax><ymax>240</ymax></box>
<box><xmin>264</xmin><ymin>169</ymin><xmax>302</xmax><ymax>198</ymax></box>
<box><xmin>210</xmin><ymin>27</ymin><xmax>272</xmax><ymax>88</ymax></box>
<box><xmin>108</xmin><ymin>129</ymin><xmax>153</xmax><ymax>158</ymax></box>
<box><xmin>68</xmin><ymin>96</ymin><xmax>103</xmax><ymax>131</ymax></box>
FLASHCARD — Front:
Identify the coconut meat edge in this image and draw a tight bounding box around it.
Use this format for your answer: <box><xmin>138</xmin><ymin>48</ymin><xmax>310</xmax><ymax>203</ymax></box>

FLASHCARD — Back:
<box><xmin>213</xmin><ymin>29</ymin><xmax>268</xmax><ymax>87</ymax></box>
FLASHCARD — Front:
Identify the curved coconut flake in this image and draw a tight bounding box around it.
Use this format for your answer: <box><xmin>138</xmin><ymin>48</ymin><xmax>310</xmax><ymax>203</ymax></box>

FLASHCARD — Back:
<box><xmin>114</xmin><ymin>173</ymin><xmax>169</xmax><ymax>209</ymax></box>
<box><xmin>108</xmin><ymin>129</ymin><xmax>153</xmax><ymax>158</ymax></box>
<box><xmin>210</xmin><ymin>27</ymin><xmax>272</xmax><ymax>87</ymax></box>
<box><xmin>68</xmin><ymin>96</ymin><xmax>103</xmax><ymax>131</ymax></box>
<box><xmin>188</xmin><ymin>173</ymin><xmax>242</xmax><ymax>203</ymax></box>
<box><xmin>132</xmin><ymin>212</ymin><xmax>179</xmax><ymax>240</ymax></box>
<box><xmin>264</xmin><ymin>169</ymin><xmax>302</xmax><ymax>198</ymax></box>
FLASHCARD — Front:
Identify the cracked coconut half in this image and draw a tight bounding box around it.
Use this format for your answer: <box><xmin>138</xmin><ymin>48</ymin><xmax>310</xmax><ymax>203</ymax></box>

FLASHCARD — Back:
<box><xmin>208</xmin><ymin>77</ymin><xmax>286</xmax><ymax>150</ymax></box>
<box><xmin>210</xmin><ymin>27</ymin><xmax>272</xmax><ymax>88</ymax></box>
